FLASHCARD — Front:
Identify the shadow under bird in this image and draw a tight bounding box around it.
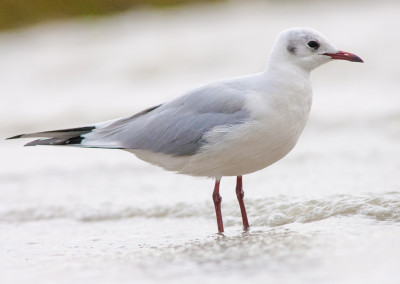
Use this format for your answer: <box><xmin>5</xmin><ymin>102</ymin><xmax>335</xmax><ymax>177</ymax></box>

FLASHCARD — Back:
<box><xmin>7</xmin><ymin>27</ymin><xmax>363</xmax><ymax>233</ymax></box>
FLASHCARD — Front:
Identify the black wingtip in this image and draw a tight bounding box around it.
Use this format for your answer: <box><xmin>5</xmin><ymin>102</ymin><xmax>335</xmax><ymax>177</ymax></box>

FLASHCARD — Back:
<box><xmin>24</xmin><ymin>140</ymin><xmax>40</xmax><ymax>146</ymax></box>
<box><xmin>5</xmin><ymin>134</ymin><xmax>24</xmax><ymax>140</ymax></box>
<box><xmin>22</xmin><ymin>136</ymin><xmax>84</xmax><ymax>147</ymax></box>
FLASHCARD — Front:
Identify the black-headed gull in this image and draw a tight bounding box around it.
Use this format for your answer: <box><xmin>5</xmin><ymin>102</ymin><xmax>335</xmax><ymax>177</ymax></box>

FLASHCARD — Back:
<box><xmin>7</xmin><ymin>27</ymin><xmax>363</xmax><ymax>233</ymax></box>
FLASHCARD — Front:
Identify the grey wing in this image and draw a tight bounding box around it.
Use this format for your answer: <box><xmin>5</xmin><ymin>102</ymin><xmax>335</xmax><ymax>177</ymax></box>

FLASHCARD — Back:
<box><xmin>84</xmin><ymin>82</ymin><xmax>250</xmax><ymax>156</ymax></box>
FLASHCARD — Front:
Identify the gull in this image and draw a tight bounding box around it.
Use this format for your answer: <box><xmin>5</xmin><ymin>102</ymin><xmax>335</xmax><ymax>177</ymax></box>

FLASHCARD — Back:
<box><xmin>7</xmin><ymin>27</ymin><xmax>363</xmax><ymax>233</ymax></box>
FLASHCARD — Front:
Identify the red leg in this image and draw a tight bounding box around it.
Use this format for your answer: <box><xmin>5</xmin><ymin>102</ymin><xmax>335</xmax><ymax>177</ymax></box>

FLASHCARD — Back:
<box><xmin>212</xmin><ymin>178</ymin><xmax>224</xmax><ymax>233</ymax></box>
<box><xmin>236</xmin><ymin>176</ymin><xmax>250</xmax><ymax>231</ymax></box>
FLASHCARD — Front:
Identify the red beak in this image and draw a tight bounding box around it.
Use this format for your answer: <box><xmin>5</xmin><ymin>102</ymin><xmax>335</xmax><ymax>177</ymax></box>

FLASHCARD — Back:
<box><xmin>323</xmin><ymin>50</ymin><xmax>364</xmax><ymax>63</ymax></box>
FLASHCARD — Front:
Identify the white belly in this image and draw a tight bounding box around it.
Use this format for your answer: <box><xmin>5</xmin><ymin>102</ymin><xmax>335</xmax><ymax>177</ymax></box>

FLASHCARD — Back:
<box><xmin>182</xmin><ymin>119</ymin><xmax>305</xmax><ymax>177</ymax></box>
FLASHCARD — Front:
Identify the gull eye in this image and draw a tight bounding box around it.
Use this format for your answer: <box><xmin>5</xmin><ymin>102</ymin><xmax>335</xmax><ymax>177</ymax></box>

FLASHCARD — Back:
<box><xmin>307</xmin><ymin>40</ymin><xmax>320</xmax><ymax>49</ymax></box>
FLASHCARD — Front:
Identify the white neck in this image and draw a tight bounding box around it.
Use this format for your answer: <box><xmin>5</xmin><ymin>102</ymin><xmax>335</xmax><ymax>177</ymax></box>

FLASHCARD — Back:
<box><xmin>261</xmin><ymin>57</ymin><xmax>312</xmax><ymax>99</ymax></box>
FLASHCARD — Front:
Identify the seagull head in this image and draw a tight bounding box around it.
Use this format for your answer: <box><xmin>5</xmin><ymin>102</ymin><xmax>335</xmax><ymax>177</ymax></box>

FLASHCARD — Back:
<box><xmin>268</xmin><ymin>27</ymin><xmax>363</xmax><ymax>72</ymax></box>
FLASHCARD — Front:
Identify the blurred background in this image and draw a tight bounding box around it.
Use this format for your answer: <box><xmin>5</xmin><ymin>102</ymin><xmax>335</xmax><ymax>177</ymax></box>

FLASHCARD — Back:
<box><xmin>0</xmin><ymin>0</ymin><xmax>222</xmax><ymax>30</ymax></box>
<box><xmin>1</xmin><ymin>0</ymin><xmax>400</xmax><ymax>284</ymax></box>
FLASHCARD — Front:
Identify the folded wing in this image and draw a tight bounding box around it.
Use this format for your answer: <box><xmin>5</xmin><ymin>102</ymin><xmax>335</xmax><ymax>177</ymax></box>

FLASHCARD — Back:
<box><xmin>7</xmin><ymin>81</ymin><xmax>250</xmax><ymax>156</ymax></box>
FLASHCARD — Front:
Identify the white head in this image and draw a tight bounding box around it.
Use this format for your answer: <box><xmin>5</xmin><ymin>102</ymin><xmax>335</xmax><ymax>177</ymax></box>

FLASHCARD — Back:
<box><xmin>267</xmin><ymin>27</ymin><xmax>363</xmax><ymax>72</ymax></box>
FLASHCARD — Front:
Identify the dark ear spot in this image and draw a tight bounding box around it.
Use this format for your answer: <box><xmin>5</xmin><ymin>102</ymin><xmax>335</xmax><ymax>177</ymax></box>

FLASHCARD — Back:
<box><xmin>287</xmin><ymin>44</ymin><xmax>296</xmax><ymax>54</ymax></box>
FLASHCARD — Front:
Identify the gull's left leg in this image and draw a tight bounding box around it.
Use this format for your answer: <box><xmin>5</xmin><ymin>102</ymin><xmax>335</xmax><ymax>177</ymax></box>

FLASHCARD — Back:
<box><xmin>212</xmin><ymin>178</ymin><xmax>224</xmax><ymax>233</ymax></box>
<box><xmin>236</xmin><ymin>176</ymin><xmax>250</xmax><ymax>231</ymax></box>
